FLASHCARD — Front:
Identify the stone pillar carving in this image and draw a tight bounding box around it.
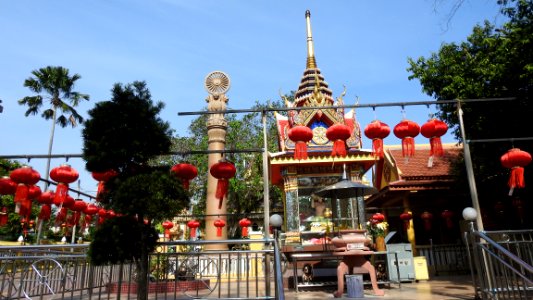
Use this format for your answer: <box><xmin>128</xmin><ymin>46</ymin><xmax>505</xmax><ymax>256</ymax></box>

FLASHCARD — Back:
<box><xmin>204</xmin><ymin>72</ymin><xmax>230</xmax><ymax>250</ymax></box>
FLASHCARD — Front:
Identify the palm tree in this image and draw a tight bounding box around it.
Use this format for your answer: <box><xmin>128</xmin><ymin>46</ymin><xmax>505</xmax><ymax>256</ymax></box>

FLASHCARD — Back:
<box><xmin>19</xmin><ymin>66</ymin><xmax>89</xmax><ymax>182</ymax></box>
<box><xmin>18</xmin><ymin>66</ymin><xmax>89</xmax><ymax>242</ymax></box>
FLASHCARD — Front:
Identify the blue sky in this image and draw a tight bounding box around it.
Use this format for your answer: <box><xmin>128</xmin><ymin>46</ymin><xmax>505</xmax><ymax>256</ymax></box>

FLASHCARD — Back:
<box><xmin>0</xmin><ymin>1</ymin><xmax>504</xmax><ymax>201</ymax></box>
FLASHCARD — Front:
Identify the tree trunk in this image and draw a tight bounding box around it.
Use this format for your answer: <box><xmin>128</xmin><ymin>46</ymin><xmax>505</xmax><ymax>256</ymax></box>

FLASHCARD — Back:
<box><xmin>136</xmin><ymin>218</ymin><xmax>149</xmax><ymax>300</ymax></box>
<box><xmin>36</xmin><ymin>106</ymin><xmax>57</xmax><ymax>244</ymax></box>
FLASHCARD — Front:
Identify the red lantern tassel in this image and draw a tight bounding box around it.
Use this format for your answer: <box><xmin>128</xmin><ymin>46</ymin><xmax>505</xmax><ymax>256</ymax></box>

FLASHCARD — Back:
<box><xmin>14</xmin><ymin>183</ymin><xmax>29</xmax><ymax>203</ymax></box>
<box><xmin>403</xmin><ymin>221</ymin><xmax>410</xmax><ymax>231</ymax></box>
<box><xmin>54</xmin><ymin>183</ymin><xmax>69</xmax><ymax>206</ymax></box>
<box><xmin>55</xmin><ymin>207</ymin><xmax>68</xmax><ymax>224</ymax></box>
<box><xmin>242</xmin><ymin>226</ymin><xmax>248</xmax><ymax>238</ymax></box>
<box><xmin>190</xmin><ymin>227</ymin><xmax>196</xmax><ymax>238</ymax></box>
<box><xmin>38</xmin><ymin>204</ymin><xmax>52</xmax><ymax>220</ymax></box>
<box><xmin>96</xmin><ymin>181</ymin><xmax>105</xmax><ymax>201</ymax></box>
<box><xmin>216</xmin><ymin>227</ymin><xmax>222</xmax><ymax>237</ymax></box>
<box><xmin>19</xmin><ymin>198</ymin><xmax>32</xmax><ymax>218</ymax></box>
<box><xmin>402</xmin><ymin>137</ymin><xmax>416</xmax><ymax>157</ymax></box>
<box><xmin>372</xmin><ymin>139</ymin><xmax>385</xmax><ymax>158</ymax></box>
<box><xmin>182</xmin><ymin>179</ymin><xmax>190</xmax><ymax>190</ymax></box>
<box><xmin>216</xmin><ymin>179</ymin><xmax>229</xmax><ymax>209</ymax></box>
<box><xmin>430</xmin><ymin>137</ymin><xmax>444</xmax><ymax>157</ymax></box>
<box><xmin>331</xmin><ymin>140</ymin><xmax>347</xmax><ymax>157</ymax></box>
<box><xmin>508</xmin><ymin>166</ymin><xmax>525</xmax><ymax>196</ymax></box>
<box><xmin>294</xmin><ymin>141</ymin><xmax>308</xmax><ymax>160</ymax></box>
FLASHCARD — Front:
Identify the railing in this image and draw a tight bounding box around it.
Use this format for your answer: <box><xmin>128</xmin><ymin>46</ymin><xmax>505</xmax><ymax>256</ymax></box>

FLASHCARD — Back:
<box><xmin>415</xmin><ymin>243</ymin><xmax>470</xmax><ymax>276</ymax></box>
<box><xmin>465</xmin><ymin>228</ymin><xmax>533</xmax><ymax>300</ymax></box>
<box><xmin>0</xmin><ymin>238</ymin><xmax>285</xmax><ymax>300</ymax></box>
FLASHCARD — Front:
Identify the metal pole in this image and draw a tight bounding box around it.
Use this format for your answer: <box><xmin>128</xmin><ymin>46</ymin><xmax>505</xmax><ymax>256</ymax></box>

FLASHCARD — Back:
<box><xmin>261</xmin><ymin>110</ymin><xmax>271</xmax><ymax>296</ymax></box>
<box><xmin>457</xmin><ymin>101</ymin><xmax>484</xmax><ymax>231</ymax></box>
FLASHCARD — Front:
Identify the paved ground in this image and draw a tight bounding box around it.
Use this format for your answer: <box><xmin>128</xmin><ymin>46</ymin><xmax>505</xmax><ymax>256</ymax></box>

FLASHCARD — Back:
<box><xmin>283</xmin><ymin>275</ymin><xmax>476</xmax><ymax>300</ymax></box>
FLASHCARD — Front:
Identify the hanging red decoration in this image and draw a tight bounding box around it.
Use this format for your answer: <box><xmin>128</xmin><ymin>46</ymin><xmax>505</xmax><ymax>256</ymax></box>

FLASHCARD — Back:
<box><xmin>421</xmin><ymin>118</ymin><xmax>448</xmax><ymax>158</ymax></box>
<box><xmin>91</xmin><ymin>170</ymin><xmax>118</xmax><ymax>201</ymax></box>
<box><xmin>0</xmin><ymin>206</ymin><xmax>8</xmax><ymax>227</ymax></box>
<box><xmin>364</xmin><ymin>120</ymin><xmax>390</xmax><ymax>158</ymax></box>
<box><xmin>0</xmin><ymin>207</ymin><xmax>8</xmax><ymax>226</ymax></box>
<box><xmin>171</xmin><ymin>163</ymin><xmax>198</xmax><ymax>190</ymax></box>
<box><xmin>393</xmin><ymin>120</ymin><xmax>420</xmax><ymax>157</ymax></box>
<box><xmin>55</xmin><ymin>207</ymin><xmax>69</xmax><ymax>224</ymax></box>
<box><xmin>50</xmin><ymin>164</ymin><xmax>79</xmax><ymax>207</ymax></box>
<box><xmin>71</xmin><ymin>200</ymin><xmax>87</xmax><ymax>213</ymax></box>
<box><xmin>420</xmin><ymin>211</ymin><xmax>433</xmax><ymax>231</ymax></box>
<box><xmin>38</xmin><ymin>204</ymin><xmax>52</xmax><ymax>221</ymax></box>
<box><xmin>501</xmin><ymin>148</ymin><xmax>532</xmax><ymax>196</ymax></box>
<box><xmin>84</xmin><ymin>204</ymin><xmax>99</xmax><ymax>216</ymax></box>
<box><xmin>210</xmin><ymin>159</ymin><xmax>237</xmax><ymax>209</ymax></box>
<box><xmin>399</xmin><ymin>212</ymin><xmax>413</xmax><ymax>230</ymax></box>
<box><xmin>37</xmin><ymin>191</ymin><xmax>54</xmax><ymax>205</ymax></box>
<box><xmin>10</xmin><ymin>166</ymin><xmax>40</xmax><ymax>213</ymax></box>
<box><xmin>55</xmin><ymin>195</ymin><xmax>75</xmax><ymax>209</ymax></box>
<box><xmin>0</xmin><ymin>176</ymin><xmax>17</xmax><ymax>195</ymax></box>
<box><xmin>162</xmin><ymin>220</ymin><xmax>174</xmax><ymax>238</ymax></box>
<box><xmin>372</xmin><ymin>213</ymin><xmax>385</xmax><ymax>223</ymax></box>
<box><xmin>326</xmin><ymin>123</ymin><xmax>352</xmax><ymax>157</ymax></box>
<box><xmin>187</xmin><ymin>219</ymin><xmax>200</xmax><ymax>239</ymax></box>
<box><xmin>97</xmin><ymin>208</ymin><xmax>107</xmax><ymax>225</ymax></box>
<box><xmin>214</xmin><ymin>219</ymin><xmax>226</xmax><ymax>237</ymax></box>
<box><xmin>106</xmin><ymin>210</ymin><xmax>116</xmax><ymax>218</ymax></box>
<box><xmin>239</xmin><ymin>218</ymin><xmax>252</xmax><ymax>238</ymax></box>
<box><xmin>441</xmin><ymin>210</ymin><xmax>454</xmax><ymax>229</ymax></box>
<box><xmin>28</xmin><ymin>185</ymin><xmax>42</xmax><ymax>200</ymax></box>
<box><xmin>288</xmin><ymin>125</ymin><xmax>314</xmax><ymax>160</ymax></box>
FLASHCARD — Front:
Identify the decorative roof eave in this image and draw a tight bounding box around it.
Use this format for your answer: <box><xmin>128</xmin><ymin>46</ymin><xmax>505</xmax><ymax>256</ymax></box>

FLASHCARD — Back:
<box><xmin>269</xmin><ymin>151</ymin><xmax>376</xmax><ymax>166</ymax></box>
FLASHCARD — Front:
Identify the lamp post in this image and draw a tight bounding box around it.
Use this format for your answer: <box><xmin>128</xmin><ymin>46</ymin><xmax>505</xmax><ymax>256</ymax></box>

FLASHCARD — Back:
<box><xmin>462</xmin><ymin>207</ymin><xmax>486</xmax><ymax>300</ymax></box>
<box><xmin>269</xmin><ymin>214</ymin><xmax>283</xmax><ymax>240</ymax></box>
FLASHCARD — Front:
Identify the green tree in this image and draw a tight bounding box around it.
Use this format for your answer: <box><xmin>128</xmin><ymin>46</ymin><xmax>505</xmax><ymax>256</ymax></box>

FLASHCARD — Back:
<box><xmin>18</xmin><ymin>66</ymin><xmax>89</xmax><ymax>191</ymax></box>
<box><xmin>407</xmin><ymin>0</ymin><xmax>533</xmax><ymax>228</ymax></box>
<box><xmin>82</xmin><ymin>81</ymin><xmax>189</xmax><ymax>300</ymax></box>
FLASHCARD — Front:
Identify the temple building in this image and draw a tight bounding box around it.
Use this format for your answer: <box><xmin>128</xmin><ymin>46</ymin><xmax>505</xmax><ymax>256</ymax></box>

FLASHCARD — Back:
<box><xmin>269</xmin><ymin>10</ymin><xmax>376</xmax><ymax>248</ymax></box>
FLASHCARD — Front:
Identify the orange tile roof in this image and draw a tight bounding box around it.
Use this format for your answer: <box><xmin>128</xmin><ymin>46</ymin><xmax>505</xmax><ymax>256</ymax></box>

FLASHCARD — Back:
<box><xmin>386</xmin><ymin>143</ymin><xmax>461</xmax><ymax>180</ymax></box>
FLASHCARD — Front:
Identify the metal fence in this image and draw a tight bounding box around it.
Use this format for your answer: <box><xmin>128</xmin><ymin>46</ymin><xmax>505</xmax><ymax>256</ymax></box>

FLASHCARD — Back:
<box><xmin>0</xmin><ymin>239</ymin><xmax>285</xmax><ymax>300</ymax></box>
<box><xmin>415</xmin><ymin>243</ymin><xmax>470</xmax><ymax>276</ymax></box>
<box><xmin>465</xmin><ymin>228</ymin><xmax>533</xmax><ymax>300</ymax></box>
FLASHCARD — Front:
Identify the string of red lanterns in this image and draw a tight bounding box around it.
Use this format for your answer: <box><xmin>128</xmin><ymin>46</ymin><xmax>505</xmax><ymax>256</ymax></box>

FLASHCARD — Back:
<box><xmin>210</xmin><ymin>159</ymin><xmax>236</xmax><ymax>209</ymax></box>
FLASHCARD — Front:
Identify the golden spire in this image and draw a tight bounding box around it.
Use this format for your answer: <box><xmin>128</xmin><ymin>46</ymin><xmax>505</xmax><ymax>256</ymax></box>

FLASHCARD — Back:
<box><xmin>305</xmin><ymin>10</ymin><xmax>317</xmax><ymax>69</ymax></box>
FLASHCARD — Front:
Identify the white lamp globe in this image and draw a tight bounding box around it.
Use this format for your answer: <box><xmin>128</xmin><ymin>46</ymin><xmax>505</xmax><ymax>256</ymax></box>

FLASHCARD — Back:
<box><xmin>18</xmin><ymin>235</ymin><xmax>24</xmax><ymax>243</ymax></box>
<box><xmin>270</xmin><ymin>214</ymin><xmax>283</xmax><ymax>228</ymax></box>
<box><xmin>462</xmin><ymin>207</ymin><xmax>478</xmax><ymax>221</ymax></box>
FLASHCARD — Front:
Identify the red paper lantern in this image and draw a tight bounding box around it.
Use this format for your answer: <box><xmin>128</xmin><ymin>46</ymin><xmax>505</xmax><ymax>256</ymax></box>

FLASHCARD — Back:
<box><xmin>399</xmin><ymin>212</ymin><xmax>413</xmax><ymax>230</ymax></box>
<box><xmin>364</xmin><ymin>120</ymin><xmax>390</xmax><ymax>158</ymax></box>
<box><xmin>171</xmin><ymin>163</ymin><xmax>198</xmax><ymax>190</ymax></box>
<box><xmin>501</xmin><ymin>148</ymin><xmax>532</xmax><ymax>195</ymax></box>
<box><xmin>38</xmin><ymin>204</ymin><xmax>52</xmax><ymax>221</ymax></box>
<box><xmin>239</xmin><ymin>218</ymin><xmax>252</xmax><ymax>237</ymax></box>
<box><xmin>288</xmin><ymin>125</ymin><xmax>314</xmax><ymax>160</ymax></box>
<box><xmin>372</xmin><ymin>213</ymin><xmax>385</xmax><ymax>223</ymax></box>
<box><xmin>0</xmin><ymin>176</ymin><xmax>17</xmax><ymax>195</ymax></box>
<box><xmin>28</xmin><ymin>185</ymin><xmax>42</xmax><ymax>200</ymax></box>
<box><xmin>326</xmin><ymin>123</ymin><xmax>352</xmax><ymax>157</ymax></box>
<box><xmin>50</xmin><ymin>164</ymin><xmax>79</xmax><ymax>206</ymax></box>
<box><xmin>91</xmin><ymin>170</ymin><xmax>118</xmax><ymax>201</ymax></box>
<box><xmin>421</xmin><ymin>118</ymin><xmax>448</xmax><ymax>159</ymax></box>
<box><xmin>0</xmin><ymin>207</ymin><xmax>8</xmax><ymax>226</ymax></box>
<box><xmin>55</xmin><ymin>195</ymin><xmax>75</xmax><ymax>209</ymax></box>
<box><xmin>210</xmin><ymin>159</ymin><xmax>236</xmax><ymax>209</ymax></box>
<box><xmin>10</xmin><ymin>166</ymin><xmax>40</xmax><ymax>211</ymax></box>
<box><xmin>162</xmin><ymin>220</ymin><xmax>174</xmax><ymax>238</ymax></box>
<box><xmin>420</xmin><ymin>211</ymin><xmax>433</xmax><ymax>231</ymax></box>
<box><xmin>214</xmin><ymin>219</ymin><xmax>226</xmax><ymax>237</ymax></box>
<box><xmin>106</xmin><ymin>210</ymin><xmax>116</xmax><ymax>218</ymax></box>
<box><xmin>98</xmin><ymin>208</ymin><xmax>107</xmax><ymax>225</ymax></box>
<box><xmin>187</xmin><ymin>219</ymin><xmax>200</xmax><ymax>238</ymax></box>
<box><xmin>37</xmin><ymin>191</ymin><xmax>54</xmax><ymax>205</ymax></box>
<box><xmin>71</xmin><ymin>200</ymin><xmax>87</xmax><ymax>212</ymax></box>
<box><xmin>84</xmin><ymin>204</ymin><xmax>99</xmax><ymax>215</ymax></box>
<box><xmin>393</xmin><ymin>120</ymin><xmax>420</xmax><ymax>157</ymax></box>
<box><xmin>441</xmin><ymin>210</ymin><xmax>454</xmax><ymax>229</ymax></box>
